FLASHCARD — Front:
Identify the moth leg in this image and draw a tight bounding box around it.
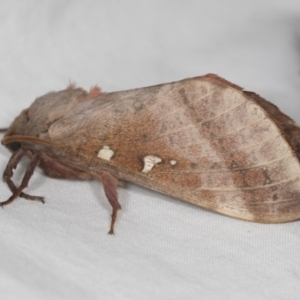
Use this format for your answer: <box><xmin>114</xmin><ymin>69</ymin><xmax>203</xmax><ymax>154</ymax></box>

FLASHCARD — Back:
<box><xmin>6</xmin><ymin>179</ymin><xmax>45</xmax><ymax>203</ymax></box>
<box><xmin>3</xmin><ymin>148</ymin><xmax>26</xmax><ymax>181</ymax></box>
<box><xmin>1</xmin><ymin>153</ymin><xmax>41</xmax><ymax>207</ymax></box>
<box><xmin>3</xmin><ymin>149</ymin><xmax>44</xmax><ymax>203</ymax></box>
<box><xmin>110</xmin><ymin>208</ymin><xmax>118</xmax><ymax>236</ymax></box>
<box><xmin>98</xmin><ymin>171</ymin><xmax>121</xmax><ymax>235</ymax></box>
<box><xmin>116</xmin><ymin>179</ymin><xmax>126</xmax><ymax>187</ymax></box>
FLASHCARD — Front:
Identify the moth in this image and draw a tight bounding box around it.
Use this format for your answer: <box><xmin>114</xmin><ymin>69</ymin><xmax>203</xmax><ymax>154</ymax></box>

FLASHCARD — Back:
<box><xmin>1</xmin><ymin>74</ymin><xmax>300</xmax><ymax>234</ymax></box>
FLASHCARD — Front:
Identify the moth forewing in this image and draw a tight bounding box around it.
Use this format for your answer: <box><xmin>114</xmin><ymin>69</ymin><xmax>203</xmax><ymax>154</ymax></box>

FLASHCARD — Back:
<box><xmin>2</xmin><ymin>74</ymin><xmax>300</xmax><ymax>234</ymax></box>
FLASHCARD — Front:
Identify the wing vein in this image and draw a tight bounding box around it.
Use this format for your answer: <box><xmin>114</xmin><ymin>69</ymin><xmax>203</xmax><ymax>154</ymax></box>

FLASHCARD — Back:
<box><xmin>155</xmin><ymin>155</ymin><xmax>293</xmax><ymax>174</ymax></box>
<box><xmin>155</xmin><ymin>90</ymin><xmax>216</xmax><ymax>122</ymax></box>
<box><xmin>155</xmin><ymin>154</ymin><xmax>294</xmax><ymax>174</ymax></box>
<box><xmin>196</xmin><ymin>175</ymin><xmax>300</xmax><ymax>191</ymax></box>
<box><xmin>147</xmin><ymin>115</ymin><xmax>265</xmax><ymax>142</ymax></box>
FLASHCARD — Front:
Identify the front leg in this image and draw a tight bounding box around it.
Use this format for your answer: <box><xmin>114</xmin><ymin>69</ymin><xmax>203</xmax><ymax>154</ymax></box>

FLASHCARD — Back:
<box><xmin>1</xmin><ymin>152</ymin><xmax>42</xmax><ymax>206</ymax></box>
<box><xmin>5</xmin><ymin>178</ymin><xmax>45</xmax><ymax>203</ymax></box>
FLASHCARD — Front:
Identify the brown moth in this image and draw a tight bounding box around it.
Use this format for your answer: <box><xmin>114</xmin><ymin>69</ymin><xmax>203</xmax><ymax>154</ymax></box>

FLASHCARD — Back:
<box><xmin>2</xmin><ymin>74</ymin><xmax>300</xmax><ymax>234</ymax></box>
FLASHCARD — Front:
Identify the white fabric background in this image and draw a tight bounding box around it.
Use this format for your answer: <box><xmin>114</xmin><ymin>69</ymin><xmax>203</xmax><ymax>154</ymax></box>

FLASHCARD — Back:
<box><xmin>0</xmin><ymin>1</ymin><xmax>300</xmax><ymax>299</ymax></box>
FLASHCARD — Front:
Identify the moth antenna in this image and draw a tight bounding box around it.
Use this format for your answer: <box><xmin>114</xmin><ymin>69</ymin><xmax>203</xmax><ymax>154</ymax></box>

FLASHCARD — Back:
<box><xmin>0</xmin><ymin>128</ymin><xmax>8</xmax><ymax>133</ymax></box>
<box><xmin>2</xmin><ymin>135</ymin><xmax>60</xmax><ymax>147</ymax></box>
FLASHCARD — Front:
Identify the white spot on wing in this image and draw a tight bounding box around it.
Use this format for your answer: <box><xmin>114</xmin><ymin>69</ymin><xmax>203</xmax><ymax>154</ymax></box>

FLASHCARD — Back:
<box><xmin>97</xmin><ymin>146</ymin><xmax>114</xmax><ymax>161</ymax></box>
<box><xmin>142</xmin><ymin>155</ymin><xmax>162</xmax><ymax>173</ymax></box>
<box><xmin>170</xmin><ymin>160</ymin><xmax>177</xmax><ymax>166</ymax></box>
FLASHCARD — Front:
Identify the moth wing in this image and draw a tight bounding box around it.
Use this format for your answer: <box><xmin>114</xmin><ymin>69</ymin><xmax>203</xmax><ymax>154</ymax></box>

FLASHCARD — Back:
<box><xmin>48</xmin><ymin>74</ymin><xmax>300</xmax><ymax>223</ymax></box>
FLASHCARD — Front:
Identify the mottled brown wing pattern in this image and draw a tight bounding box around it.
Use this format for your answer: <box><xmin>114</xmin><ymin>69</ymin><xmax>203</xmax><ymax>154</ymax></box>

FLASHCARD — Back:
<box><xmin>46</xmin><ymin>75</ymin><xmax>300</xmax><ymax>223</ymax></box>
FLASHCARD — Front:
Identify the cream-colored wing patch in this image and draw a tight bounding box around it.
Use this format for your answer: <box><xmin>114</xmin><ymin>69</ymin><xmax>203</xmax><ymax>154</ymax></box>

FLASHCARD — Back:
<box><xmin>142</xmin><ymin>155</ymin><xmax>162</xmax><ymax>173</ymax></box>
<box><xmin>98</xmin><ymin>146</ymin><xmax>114</xmax><ymax>161</ymax></box>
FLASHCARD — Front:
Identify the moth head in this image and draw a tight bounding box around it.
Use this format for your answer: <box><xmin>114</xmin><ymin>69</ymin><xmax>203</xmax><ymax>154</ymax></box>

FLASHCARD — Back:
<box><xmin>2</xmin><ymin>86</ymin><xmax>89</xmax><ymax>153</ymax></box>
<box><xmin>2</xmin><ymin>109</ymin><xmax>29</xmax><ymax>152</ymax></box>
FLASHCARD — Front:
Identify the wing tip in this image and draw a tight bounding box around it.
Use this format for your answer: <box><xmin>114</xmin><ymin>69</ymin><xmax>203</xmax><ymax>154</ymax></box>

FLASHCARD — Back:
<box><xmin>195</xmin><ymin>73</ymin><xmax>244</xmax><ymax>91</ymax></box>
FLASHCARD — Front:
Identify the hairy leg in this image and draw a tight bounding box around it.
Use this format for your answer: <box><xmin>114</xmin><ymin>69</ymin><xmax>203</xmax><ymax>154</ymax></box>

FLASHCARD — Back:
<box><xmin>94</xmin><ymin>171</ymin><xmax>121</xmax><ymax>235</ymax></box>
<box><xmin>1</xmin><ymin>152</ymin><xmax>42</xmax><ymax>206</ymax></box>
<box><xmin>3</xmin><ymin>149</ymin><xmax>44</xmax><ymax>202</ymax></box>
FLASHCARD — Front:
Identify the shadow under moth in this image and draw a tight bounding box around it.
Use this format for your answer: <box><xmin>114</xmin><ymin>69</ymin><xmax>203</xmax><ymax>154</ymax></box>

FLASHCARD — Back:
<box><xmin>1</xmin><ymin>74</ymin><xmax>300</xmax><ymax>234</ymax></box>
